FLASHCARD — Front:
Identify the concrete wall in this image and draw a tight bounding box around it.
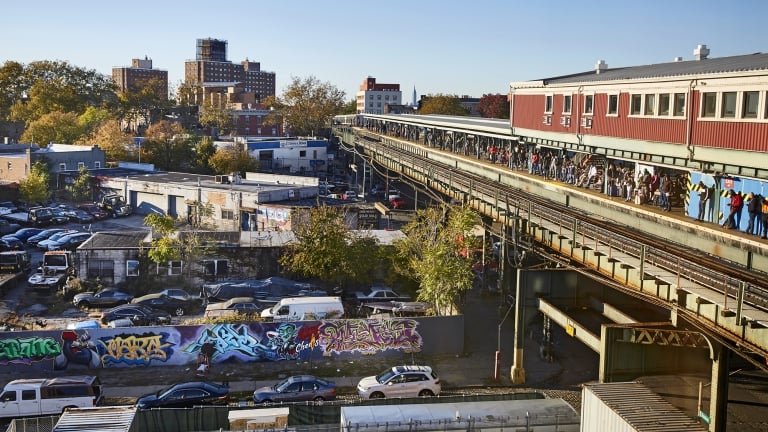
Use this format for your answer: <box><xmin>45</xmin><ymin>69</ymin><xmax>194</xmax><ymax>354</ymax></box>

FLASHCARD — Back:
<box><xmin>0</xmin><ymin>316</ymin><xmax>464</xmax><ymax>373</ymax></box>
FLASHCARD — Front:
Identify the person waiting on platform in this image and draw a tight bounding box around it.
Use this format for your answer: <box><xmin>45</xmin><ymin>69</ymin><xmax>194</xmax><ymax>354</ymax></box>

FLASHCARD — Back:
<box><xmin>659</xmin><ymin>174</ymin><xmax>672</xmax><ymax>212</ymax></box>
<box><xmin>697</xmin><ymin>181</ymin><xmax>712</xmax><ymax>222</ymax></box>
<box><xmin>724</xmin><ymin>190</ymin><xmax>743</xmax><ymax>229</ymax></box>
<box><xmin>761</xmin><ymin>198</ymin><xmax>768</xmax><ymax>239</ymax></box>
<box><xmin>746</xmin><ymin>192</ymin><xmax>762</xmax><ymax>235</ymax></box>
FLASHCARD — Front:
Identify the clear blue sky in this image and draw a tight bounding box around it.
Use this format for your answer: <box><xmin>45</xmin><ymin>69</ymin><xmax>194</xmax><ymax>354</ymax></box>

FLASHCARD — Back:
<box><xmin>4</xmin><ymin>1</ymin><xmax>768</xmax><ymax>102</ymax></box>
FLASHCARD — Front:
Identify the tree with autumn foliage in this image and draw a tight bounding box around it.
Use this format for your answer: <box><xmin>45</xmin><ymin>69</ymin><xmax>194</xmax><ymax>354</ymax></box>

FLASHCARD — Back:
<box><xmin>141</xmin><ymin>120</ymin><xmax>195</xmax><ymax>171</ymax></box>
<box><xmin>279</xmin><ymin>206</ymin><xmax>380</xmax><ymax>290</ymax></box>
<box><xmin>263</xmin><ymin>76</ymin><xmax>346</xmax><ymax>137</ymax></box>
<box><xmin>207</xmin><ymin>143</ymin><xmax>259</xmax><ymax>175</ymax></box>
<box><xmin>418</xmin><ymin>94</ymin><xmax>469</xmax><ymax>116</ymax></box>
<box><xmin>477</xmin><ymin>93</ymin><xmax>510</xmax><ymax>119</ymax></box>
<box><xmin>392</xmin><ymin>203</ymin><xmax>480</xmax><ymax>315</ymax></box>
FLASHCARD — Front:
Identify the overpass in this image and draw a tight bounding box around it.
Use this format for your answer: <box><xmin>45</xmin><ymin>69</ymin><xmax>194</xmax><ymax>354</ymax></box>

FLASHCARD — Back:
<box><xmin>333</xmin><ymin>114</ymin><xmax>768</xmax><ymax>431</ymax></box>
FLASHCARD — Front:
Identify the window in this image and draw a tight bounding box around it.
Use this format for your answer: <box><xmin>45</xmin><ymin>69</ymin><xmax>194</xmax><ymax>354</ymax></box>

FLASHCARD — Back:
<box><xmin>77</xmin><ymin>162</ymin><xmax>85</xmax><ymax>169</ymax></box>
<box><xmin>58</xmin><ymin>163</ymin><xmax>65</xmax><ymax>171</ymax></box>
<box><xmin>203</xmin><ymin>259</ymin><xmax>229</xmax><ymax>276</ymax></box>
<box><xmin>545</xmin><ymin>95</ymin><xmax>553</xmax><ymax>113</ymax></box>
<box><xmin>299</xmin><ymin>150</ymin><xmax>306</xmax><ymax>157</ymax></box>
<box><xmin>169</xmin><ymin>260</ymin><xmax>183</xmax><ymax>276</ymax></box>
<box><xmin>563</xmin><ymin>95</ymin><xmax>572</xmax><ymax>114</ymax></box>
<box><xmin>87</xmin><ymin>259</ymin><xmax>114</xmax><ymax>281</ymax></box>
<box><xmin>673</xmin><ymin>93</ymin><xmax>686</xmax><ymax>116</ymax></box>
<box><xmin>21</xmin><ymin>390</ymin><xmax>36</xmax><ymax>401</ymax></box>
<box><xmin>630</xmin><ymin>94</ymin><xmax>642</xmax><ymax>115</ymax></box>
<box><xmin>126</xmin><ymin>260</ymin><xmax>139</xmax><ymax>277</ymax></box>
<box><xmin>584</xmin><ymin>95</ymin><xmax>593</xmax><ymax>114</ymax></box>
<box><xmin>221</xmin><ymin>209</ymin><xmax>234</xmax><ymax>220</ymax></box>
<box><xmin>644</xmin><ymin>94</ymin><xmax>656</xmax><ymax>115</ymax></box>
<box><xmin>702</xmin><ymin>92</ymin><xmax>717</xmax><ymax>117</ymax></box>
<box><xmin>607</xmin><ymin>94</ymin><xmax>619</xmax><ymax>115</ymax></box>
<box><xmin>721</xmin><ymin>92</ymin><xmax>737</xmax><ymax>118</ymax></box>
<box><xmin>94</xmin><ymin>161</ymin><xmax>101</xmax><ymax>168</ymax></box>
<box><xmin>743</xmin><ymin>91</ymin><xmax>759</xmax><ymax>118</ymax></box>
<box><xmin>659</xmin><ymin>94</ymin><xmax>670</xmax><ymax>116</ymax></box>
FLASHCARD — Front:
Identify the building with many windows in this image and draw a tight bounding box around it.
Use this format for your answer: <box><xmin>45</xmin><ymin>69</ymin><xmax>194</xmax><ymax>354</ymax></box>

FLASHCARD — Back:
<box><xmin>112</xmin><ymin>57</ymin><xmax>169</xmax><ymax>99</ymax></box>
<box><xmin>184</xmin><ymin>38</ymin><xmax>276</xmax><ymax>105</ymax></box>
<box><xmin>356</xmin><ymin>77</ymin><xmax>401</xmax><ymax>114</ymax></box>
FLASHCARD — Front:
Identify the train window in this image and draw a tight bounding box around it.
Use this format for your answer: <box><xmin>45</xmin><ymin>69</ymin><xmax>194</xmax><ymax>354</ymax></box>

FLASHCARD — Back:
<box><xmin>563</xmin><ymin>95</ymin><xmax>572</xmax><ymax>114</ymax></box>
<box><xmin>544</xmin><ymin>95</ymin><xmax>553</xmax><ymax>113</ymax></box>
<box><xmin>583</xmin><ymin>95</ymin><xmax>593</xmax><ymax>115</ymax></box>
<box><xmin>659</xmin><ymin>94</ymin><xmax>670</xmax><ymax>116</ymax></box>
<box><xmin>743</xmin><ymin>92</ymin><xmax>759</xmax><ymax>119</ymax></box>
<box><xmin>673</xmin><ymin>93</ymin><xmax>686</xmax><ymax>116</ymax></box>
<box><xmin>721</xmin><ymin>92</ymin><xmax>737</xmax><ymax>118</ymax></box>
<box><xmin>607</xmin><ymin>94</ymin><xmax>619</xmax><ymax>116</ymax></box>
<box><xmin>701</xmin><ymin>92</ymin><xmax>717</xmax><ymax>118</ymax></box>
<box><xmin>644</xmin><ymin>94</ymin><xmax>656</xmax><ymax>116</ymax></box>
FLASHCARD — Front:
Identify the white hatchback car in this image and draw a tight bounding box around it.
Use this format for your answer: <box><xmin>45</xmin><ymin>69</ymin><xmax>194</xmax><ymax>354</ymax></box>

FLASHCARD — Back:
<box><xmin>357</xmin><ymin>365</ymin><xmax>441</xmax><ymax>399</ymax></box>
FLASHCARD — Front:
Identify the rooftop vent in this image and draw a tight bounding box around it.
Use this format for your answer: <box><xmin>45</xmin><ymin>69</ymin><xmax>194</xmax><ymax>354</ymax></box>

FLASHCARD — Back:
<box><xmin>674</xmin><ymin>56</ymin><xmax>683</xmax><ymax>62</ymax></box>
<box><xmin>595</xmin><ymin>60</ymin><xmax>608</xmax><ymax>74</ymax></box>
<box><xmin>694</xmin><ymin>44</ymin><xmax>710</xmax><ymax>61</ymax></box>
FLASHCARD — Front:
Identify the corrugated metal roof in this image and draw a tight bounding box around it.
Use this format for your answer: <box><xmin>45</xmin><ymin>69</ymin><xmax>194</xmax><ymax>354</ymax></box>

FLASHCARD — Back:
<box><xmin>584</xmin><ymin>382</ymin><xmax>708</xmax><ymax>431</ymax></box>
<box><xmin>53</xmin><ymin>406</ymin><xmax>136</xmax><ymax>432</ymax></box>
<box><xmin>526</xmin><ymin>52</ymin><xmax>768</xmax><ymax>86</ymax></box>
<box><xmin>79</xmin><ymin>231</ymin><xmax>150</xmax><ymax>249</ymax></box>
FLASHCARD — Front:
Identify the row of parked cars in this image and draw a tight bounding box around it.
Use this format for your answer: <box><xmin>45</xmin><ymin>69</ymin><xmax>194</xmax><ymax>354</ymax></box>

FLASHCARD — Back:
<box><xmin>0</xmin><ymin>227</ymin><xmax>91</xmax><ymax>252</ymax></box>
<box><xmin>134</xmin><ymin>364</ymin><xmax>441</xmax><ymax>409</ymax></box>
<box><xmin>69</xmin><ymin>288</ymin><xmax>201</xmax><ymax>327</ymax></box>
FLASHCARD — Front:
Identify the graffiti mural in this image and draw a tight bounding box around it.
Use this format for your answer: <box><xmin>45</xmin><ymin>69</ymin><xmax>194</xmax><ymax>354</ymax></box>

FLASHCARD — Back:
<box><xmin>54</xmin><ymin>330</ymin><xmax>101</xmax><ymax>370</ymax></box>
<box><xmin>98</xmin><ymin>332</ymin><xmax>174</xmax><ymax>366</ymax></box>
<box><xmin>184</xmin><ymin>324</ymin><xmax>265</xmax><ymax>361</ymax></box>
<box><xmin>0</xmin><ymin>336</ymin><xmax>61</xmax><ymax>365</ymax></box>
<box><xmin>319</xmin><ymin>319</ymin><xmax>422</xmax><ymax>354</ymax></box>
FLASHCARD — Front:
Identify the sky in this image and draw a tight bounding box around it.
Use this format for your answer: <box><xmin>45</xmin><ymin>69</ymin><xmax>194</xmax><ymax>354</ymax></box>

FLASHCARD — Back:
<box><xmin>4</xmin><ymin>1</ymin><xmax>768</xmax><ymax>102</ymax></box>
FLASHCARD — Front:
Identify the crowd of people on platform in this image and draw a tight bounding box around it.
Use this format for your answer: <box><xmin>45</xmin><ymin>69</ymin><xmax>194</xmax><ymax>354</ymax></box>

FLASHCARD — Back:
<box><xmin>719</xmin><ymin>188</ymin><xmax>768</xmax><ymax>239</ymax></box>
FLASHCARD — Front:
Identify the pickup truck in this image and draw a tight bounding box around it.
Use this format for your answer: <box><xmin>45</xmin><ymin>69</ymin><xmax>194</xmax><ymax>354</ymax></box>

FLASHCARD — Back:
<box><xmin>2</xmin><ymin>206</ymin><xmax>53</xmax><ymax>227</ymax></box>
<box><xmin>0</xmin><ymin>375</ymin><xmax>102</xmax><ymax>418</ymax></box>
<box><xmin>27</xmin><ymin>250</ymin><xmax>75</xmax><ymax>292</ymax></box>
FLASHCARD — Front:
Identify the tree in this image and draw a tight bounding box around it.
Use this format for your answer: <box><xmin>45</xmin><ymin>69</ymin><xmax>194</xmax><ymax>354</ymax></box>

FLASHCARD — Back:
<box><xmin>143</xmin><ymin>213</ymin><xmax>181</xmax><ymax>266</ymax></box>
<box><xmin>339</xmin><ymin>99</ymin><xmax>357</xmax><ymax>115</ymax></box>
<box><xmin>66</xmin><ymin>166</ymin><xmax>93</xmax><ymax>203</ymax></box>
<box><xmin>279</xmin><ymin>206</ymin><xmax>379</xmax><ymax>289</ymax></box>
<box><xmin>207</xmin><ymin>144</ymin><xmax>259</xmax><ymax>175</ymax></box>
<box><xmin>192</xmin><ymin>136</ymin><xmax>217</xmax><ymax>174</ymax></box>
<box><xmin>477</xmin><ymin>93</ymin><xmax>510</xmax><ymax>119</ymax></box>
<box><xmin>142</xmin><ymin>120</ymin><xmax>194</xmax><ymax>170</ymax></box>
<box><xmin>418</xmin><ymin>94</ymin><xmax>470</xmax><ymax>116</ymax></box>
<box><xmin>20</xmin><ymin>111</ymin><xmax>83</xmax><ymax>146</ymax></box>
<box><xmin>83</xmin><ymin>119</ymin><xmax>132</xmax><ymax>162</ymax></box>
<box><xmin>264</xmin><ymin>76</ymin><xmax>346</xmax><ymax>137</ymax></box>
<box><xmin>198</xmin><ymin>101</ymin><xmax>234</xmax><ymax>136</ymax></box>
<box><xmin>393</xmin><ymin>204</ymin><xmax>480</xmax><ymax>315</ymax></box>
<box><xmin>18</xmin><ymin>160</ymin><xmax>51</xmax><ymax>205</ymax></box>
<box><xmin>115</xmin><ymin>77</ymin><xmax>171</xmax><ymax>133</ymax></box>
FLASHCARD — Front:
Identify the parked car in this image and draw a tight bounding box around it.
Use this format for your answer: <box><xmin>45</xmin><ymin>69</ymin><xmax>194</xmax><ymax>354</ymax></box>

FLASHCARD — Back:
<box><xmin>355</xmin><ymin>286</ymin><xmax>411</xmax><ymax>303</ymax></box>
<box><xmin>48</xmin><ymin>207</ymin><xmax>71</xmax><ymax>224</ymax></box>
<box><xmin>357</xmin><ymin>365</ymin><xmax>441</xmax><ymax>399</ymax></box>
<box><xmin>78</xmin><ymin>204</ymin><xmax>108</xmax><ymax>221</ymax></box>
<box><xmin>36</xmin><ymin>230</ymin><xmax>79</xmax><ymax>249</ymax></box>
<box><xmin>0</xmin><ymin>238</ymin><xmax>24</xmax><ymax>251</ymax></box>
<box><xmin>2</xmin><ymin>228</ymin><xmax>44</xmax><ymax>243</ymax></box>
<box><xmin>153</xmin><ymin>288</ymin><xmax>199</xmax><ymax>303</ymax></box>
<box><xmin>26</xmin><ymin>228</ymin><xmax>66</xmax><ymax>246</ymax></box>
<box><xmin>135</xmin><ymin>381</ymin><xmax>229</xmax><ymax>409</ymax></box>
<box><xmin>389</xmin><ymin>196</ymin><xmax>406</xmax><ymax>209</ymax></box>
<box><xmin>74</xmin><ymin>289</ymin><xmax>134</xmax><ymax>309</ymax></box>
<box><xmin>204</xmin><ymin>297</ymin><xmax>261</xmax><ymax>318</ymax></box>
<box><xmin>64</xmin><ymin>209</ymin><xmax>95</xmax><ymax>224</ymax></box>
<box><xmin>252</xmin><ymin>375</ymin><xmax>336</xmax><ymax>404</ymax></box>
<box><xmin>131</xmin><ymin>293</ymin><xmax>198</xmax><ymax>316</ymax></box>
<box><xmin>100</xmin><ymin>304</ymin><xmax>171</xmax><ymax>326</ymax></box>
<box><xmin>47</xmin><ymin>232</ymin><xmax>91</xmax><ymax>250</ymax></box>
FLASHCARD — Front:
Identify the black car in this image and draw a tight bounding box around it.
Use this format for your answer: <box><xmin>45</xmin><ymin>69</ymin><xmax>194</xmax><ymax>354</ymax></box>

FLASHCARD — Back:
<box><xmin>0</xmin><ymin>238</ymin><xmax>24</xmax><ymax>251</ymax></box>
<box><xmin>2</xmin><ymin>228</ymin><xmax>44</xmax><ymax>243</ymax></box>
<box><xmin>135</xmin><ymin>381</ymin><xmax>229</xmax><ymax>409</ymax></box>
<box><xmin>65</xmin><ymin>209</ymin><xmax>95</xmax><ymax>224</ymax></box>
<box><xmin>48</xmin><ymin>207</ymin><xmax>71</xmax><ymax>224</ymax></box>
<box><xmin>131</xmin><ymin>293</ymin><xmax>199</xmax><ymax>317</ymax></box>
<box><xmin>253</xmin><ymin>375</ymin><xmax>337</xmax><ymax>404</ymax></box>
<box><xmin>100</xmin><ymin>304</ymin><xmax>171</xmax><ymax>326</ymax></box>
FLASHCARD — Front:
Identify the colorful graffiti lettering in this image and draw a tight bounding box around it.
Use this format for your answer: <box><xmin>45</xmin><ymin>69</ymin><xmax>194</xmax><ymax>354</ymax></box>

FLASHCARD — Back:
<box><xmin>0</xmin><ymin>337</ymin><xmax>62</xmax><ymax>365</ymax></box>
<box><xmin>319</xmin><ymin>319</ymin><xmax>422</xmax><ymax>355</ymax></box>
<box><xmin>99</xmin><ymin>333</ymin><xmax>173</xmax><ymax>366</ymax></box>
<box><xmin>265</xmin><ymin>323</ymin><xmax>310</xmax><ymax>361</ymax></box>
<box><xmin>185</xmin><ymin>324</ymin><xmax>266</xmax><ymax>361</ymax></box>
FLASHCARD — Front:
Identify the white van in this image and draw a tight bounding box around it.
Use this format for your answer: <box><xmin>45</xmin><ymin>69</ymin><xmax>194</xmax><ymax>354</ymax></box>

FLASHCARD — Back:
<box><xmin>261</xmin><ymin>296</ymin><xmax>344</xmax><ymax>321</ymax></box>
<box><xmin>0</xmin><ymin>375</ymin><xmax>102</xmax><ymax>418</ymax></box>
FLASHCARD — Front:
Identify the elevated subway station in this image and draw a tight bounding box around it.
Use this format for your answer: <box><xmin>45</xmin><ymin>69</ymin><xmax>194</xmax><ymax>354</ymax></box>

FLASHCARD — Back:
<box><xmin>333</xmin><ymin>115</ymin><xmax>768</xmax><ymax>432</ymax></box>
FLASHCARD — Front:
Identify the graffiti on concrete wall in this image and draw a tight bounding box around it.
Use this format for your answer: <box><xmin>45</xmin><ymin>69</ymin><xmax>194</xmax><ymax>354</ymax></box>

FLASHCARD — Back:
<box><xmin>0</xmin><ymin>317</ymin><xmax>433</xmax><ymax>371</ymax></box>
<box><xmin>319</xmin><ymin>319</ymin><xmax>422</xmax><ymax>354</ymax></box>
<box><xmin>0</xmin><ymin>336</ymin><xmax>61</xmax><ymax>365</ymax></box>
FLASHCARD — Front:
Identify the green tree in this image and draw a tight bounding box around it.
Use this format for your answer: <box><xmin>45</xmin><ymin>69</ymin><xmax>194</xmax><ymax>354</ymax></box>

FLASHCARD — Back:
<box><xmin>198</xmin><ymin>101</ymin><xmax>234</xmax><ymax>136</ymax></box>
<box><xmin>477</xmin><ymin>93</ymin><xmax>510</xmax><ymax>119</ymax></box>
<box><xmin>77</xmin><ymin>106</ymin><xmax>113</xmax><ymax>137</ymax></box>
<box><xmin>393</xmin><ymin>204</ymin><xmax>480</xmax><ymax>315</ymax></box>
<box><xmin>143</xmin><ymin>213</ymin><xmax>180</xmax><ymax>265</ymax></box>
<box><xmin>81</xmin><ymin>118</ymin><xmax>131</xmax><ymax>161</ymax></box>
<box><xmin>339</xmin><ymin>98</ymin><xmax>357</xmax><ymax>115</ymax></box>
<box><xmin>20</xmin><ymin>111</ymin><xmax>83</xmax><ymax>146</ymax></box>
<box><xmin>18</xmin><ymin>160</ymin><xmax>51</xmax><ymax>205</ymax></box>
<box><xmin>418</xmin><ymin>94</ymin><xmax>470</xmax><ymax>116</ymax></box>
<box><xmin>116</xmin><ymin>76</ymin><xmax>171</xmax><ymax>132</ymax></box>
<box><xmin>207</xmin><ymin>144</ymin><xmax>258</xmax><ymax>175</ymax></box>
<box><xmin>142</xmin><ymin>120</ymin><xmax>194</xmax><ymax>170</ymax></box>
<box><xmin>66</xmin><ymin>166</ymin><xmax>93</xmax><ymax>203</ymax></box>
<box><xmin>192</xmin><ymin>136</ymin><xmax>217</xmax><ymax>174</ymax></box>
<box><xmin>264</xmin><ymin>76</ymin><xmax>346</xmax><ymax>137</ymax></box>
<box><xmin>279</xmin><ymin>206</ymin><xmax>379</xmax><ymax>289</ymax></box>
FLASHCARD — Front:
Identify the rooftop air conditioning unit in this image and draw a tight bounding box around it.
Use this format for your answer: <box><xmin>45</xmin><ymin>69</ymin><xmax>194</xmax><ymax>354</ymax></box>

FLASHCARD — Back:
<box><xmin>581</xmin><ymin>117</ymin><xmax>593</xmax><ymax>128</ymax></box>
<box><xmin>560</xmin><ymin>117</ymin><xmax>571</xmax><ymax>127</ymax></box>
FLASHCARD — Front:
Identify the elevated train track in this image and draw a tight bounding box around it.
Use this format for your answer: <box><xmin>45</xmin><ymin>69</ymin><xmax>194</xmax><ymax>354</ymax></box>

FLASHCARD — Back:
<box><xmin>335</xmin><ymin>123</ymin><xmax>768</xmax><ymax>368</ymax></box>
